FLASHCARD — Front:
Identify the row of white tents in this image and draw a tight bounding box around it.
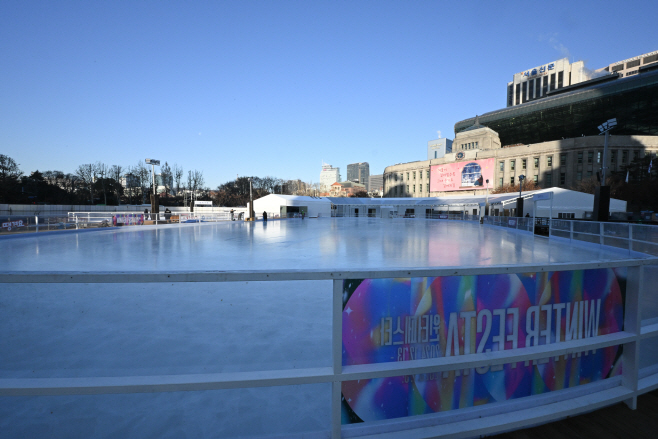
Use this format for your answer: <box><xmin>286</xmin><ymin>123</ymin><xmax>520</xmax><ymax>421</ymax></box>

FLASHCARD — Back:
<box><xmin>250</xmin><ymin>188</ymin><xmax>628</xmax><ymax>219</ymax></box>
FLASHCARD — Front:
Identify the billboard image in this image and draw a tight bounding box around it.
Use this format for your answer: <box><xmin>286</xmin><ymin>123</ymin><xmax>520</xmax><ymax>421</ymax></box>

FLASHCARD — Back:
<box><xmin>341</xmin><ymin>268</ymin><xmax>626</xmax><ymax>423</ymax></box>
<box><xmin>430</xmin><ymin>158</ymin><xmax>494</xmax><ymax>192</ymax></box>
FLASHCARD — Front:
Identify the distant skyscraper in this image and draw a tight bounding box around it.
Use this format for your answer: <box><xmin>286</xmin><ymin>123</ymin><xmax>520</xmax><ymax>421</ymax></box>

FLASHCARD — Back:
<box><xmin>320</xmin><ymin>163</ymin><xmax>341</xmax><ymax>192</ymax></box>
<box><xmin>427</xmin><ymin>137</ymin><xmax>453</xmax><ymax>160</ymax></box>
<box><xmin>368</xmin><ymin>174</ymin><xmax>383</xmax><ymax>195</ymax></box>
<box><xmin>346</xmin><ymin>162</ymin><xmax>370</xmax><ymax>191</ymax></box>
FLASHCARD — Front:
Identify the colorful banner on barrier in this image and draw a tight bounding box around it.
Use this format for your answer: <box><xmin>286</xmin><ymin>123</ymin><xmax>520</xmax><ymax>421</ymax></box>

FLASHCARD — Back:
<box><xmin>341</xmin><ymin>268</ymin><xmax>626</xmax><ymax>423</ymax></box>
<box><xmin>112</xmin><ymin>214</ymin><xmax>144</xmax><ymax>226</ymax></box>
<box><xmin>430</xmin><ymin>158</ymin><xmax>495</xmax><ymax>192</ymax></box>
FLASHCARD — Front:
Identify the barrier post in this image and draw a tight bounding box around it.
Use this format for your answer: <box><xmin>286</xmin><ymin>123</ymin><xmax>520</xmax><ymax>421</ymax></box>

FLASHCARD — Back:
<box><xmin>629</xmin><ymin>225</ymin><xmax>633</xmax><ymax>253</ymax></box>
<box><xmin>622</xmin><ymin>264</ymin><xmax>643</xmax><ymax>409</ymax></box>
<box><xmin>600</xmin><ymin>222</ymin><xmax>604</xmax><ymax>246</ymax></box>
<box><xmin>35</xmin><ymin>215</ymin><xmax>39</xmax><ymax>233</ymax></box>
<box><xmin>332</xmin><ymin>279</ymin><xmax>343</xmax><ymax>439</ymax></box>
<box><xmin>570</xmin><ymin>221</ymin><xmax>574</xmax><ymax>242</ymax></box>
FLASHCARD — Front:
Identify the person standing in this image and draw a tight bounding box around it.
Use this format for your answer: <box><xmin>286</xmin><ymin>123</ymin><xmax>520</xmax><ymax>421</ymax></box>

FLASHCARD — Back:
<box><xmin>263</xmin><ymin>211</ymin><xmax>267</xmax><ymax>222</ymax></box>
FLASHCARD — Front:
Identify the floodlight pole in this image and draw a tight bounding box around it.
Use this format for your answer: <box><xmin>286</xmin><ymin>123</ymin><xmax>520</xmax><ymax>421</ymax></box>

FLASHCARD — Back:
<box><xmin>594</xmin><ymin>118</ymin><xmax>616</xmax><ymax>222</ymax></box>
<box><xmin>517</xmin><ymin>175</ymin><xmax>525</xmax><ymax>218</ymax></box>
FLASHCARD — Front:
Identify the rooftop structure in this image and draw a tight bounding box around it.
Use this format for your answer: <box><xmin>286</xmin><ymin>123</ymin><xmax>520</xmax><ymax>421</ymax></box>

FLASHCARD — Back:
<box><xmin>455</xmin><ymin>68</ymin><xmax>658</xmax><ymax>146</ymax></box>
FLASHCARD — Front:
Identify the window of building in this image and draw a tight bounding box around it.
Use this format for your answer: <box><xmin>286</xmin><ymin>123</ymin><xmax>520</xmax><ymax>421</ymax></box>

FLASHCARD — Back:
<box><xmin>522</xmin><ymin>159</ymin><xmax>527</xmax><ymax>169</ymax></box>
<box><xmin>587</xmin><ymin>170</ymin><xmax>592</xmax><ymax>178</ymax></box>
<box><xmin>426</xmin><ymin>170</ymin><xmax>429</xmax><ymax>179</ymax></box>
<box><xmin>426</xmin><ymin>183</ymin><xmax>429</xmax><ymax>193</ymax></box>
<box><xmin>498</xmin><ymin>178</ymin><xmax>503</xmax><ymax>187</ymax></box>
<box><xmin>420</xmin><ymin>170</ymin><xmax>423</xmax><ymax>179</ymax></box>
<box><xmin>547</xmin><ymin>156</ymin><xmax>552</xmax><ymax>167</ymax></box>
<box><xmin>510</xmin><ymin>160</ymin><xmax>515</xmax><ymax>171</ymax></box>
<box><xmin>546</xmin><ymin>173</ymin><xmax>552</xmax><ymax>186</ymax></box>
<box><xmin>406</xmin><ymin>173</ymin><xmax>409</xmax><ymax>180</ymax></box>
<box><xmin>507</xmin><ymin>84</ymin><xmax>513</xmax><ymax>107</ymax></box>
<box><xmin>434</xmin><ymin>151</ymin><xmax>437</xmax><ymax>159</ymax></box>
<box><xmin>413</xmin><ymin>171</ymin><xmax>416</xmax><ymax>179</ymax></box>
<box><xmin>612</xmin><ymin>64</ymin><xmax>623</xmax><ymax>72</ymax></box>
<box><xmin>611</xmin><ymin>150</ymin><xmax>616</xmax><ymax>163</ymax></box>
<box><xmin>542</xmin><ymin>76</ymin><xmax>549</xmax><ymax>96</ymax></box>
<box><xmin>560</xmin><ymin>173</ymin><xmax>566</xmax><ymax>185</ymax></box>
<box><xmin>550</xmin><ymin>73</ymin><xmax>556</xmax><ymax>91</ymax></box>
<box><xmin>528</xmin><ymin>79</ymin><xmax>534</xmax><ymax>100</ymax></box>
<box><xmin>622</xmin><ymin>150</ymin><xmax>628</xmax><ymax>163</ymax></box>
<box><xmin>475</xmin><ymin>142</ymin><xmax>478</xmax><ymax>148</ymax></box>
<box><xmin>558</xmin><ymin>213</ymin><xmax>575</xmax><ymax>219</ymax></box>
<box><xmin>588</xmin><ymin>151</ymin><xmax>593</xmax><ymax>164</ymax></box>
<box><xmin>522</xmin><ymin>81</ymin><xmax>527</xmax><ymax>103</ymax></box>
<box><xmin>515</xmin><ymin>83</ymin><xmax>520</xmax><ymax>105</ymax></box>
<box><xmin>577</xmin><ymin>171</ymin><xmax>582</xmax><ymax>181</ymax></box>
<box><xmin>534</xmin><ymin>157</ymin><xmax>539</xmax><ymax>168</ymax></box>
<box><xmin>644</xmin><ymin>54</ymin><xmax>658</xmax><ymax>64</ymax></box>
<box><xmin>533</xmin><ymin>175</ymin><xmax>538</xmax><ymax>184</ymax></box>
<box><xmin>406</xmin><ymin>185</ymin><xmax>409</xmax><ymax>192</ymax></box>
<box><xmin>627</xmin><ymin>59</ymin><xmax>640</xmax><ymax>69</ymax></box>
<box><xmin>510</xmin><ymin>177</ymin><xmax>514</xmax><ymax>185</ymax></box>
<box><xmin>535</xmin><ymin>78</ymin><xmax>541</xmax><ymax>99</ymax></box>
<box><xmin>560</xmin><ymin>153</ymin><xmax>567</xmax><ymax>166</ymax></box>
<box><xmin>413</xmin><ymin>184</ymin><xmax>416</xmax><ymax>193</ymax></box>
<box><xmin>597</xmin><ymin>151</ymin><xmax>601</xmax><ymax>163</ymax></box>
<box><xmin>633</xmin><ymin>150</ymin><xmax>640</xmax><ymax>161</ymax></box>
<box><xmin>499</xmin><ymin>161</ymin><xmax>504</xmax><ymax>172</ymax></box>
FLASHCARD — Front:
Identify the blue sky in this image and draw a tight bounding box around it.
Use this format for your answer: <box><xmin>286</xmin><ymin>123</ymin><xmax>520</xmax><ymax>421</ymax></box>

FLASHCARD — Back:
<box><xmin>1</xmin><ymin>0</ymin><xmax>656</xmax><ymax>188</ymax></box>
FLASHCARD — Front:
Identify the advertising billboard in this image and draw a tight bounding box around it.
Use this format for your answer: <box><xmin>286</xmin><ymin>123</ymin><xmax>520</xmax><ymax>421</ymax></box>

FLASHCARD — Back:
<box><xmin>341</xmin><ymin>268</ymin><xmax>626</xmax><ymax>423</ymax></box>
<box><xmin>430</xmin><ymin>158</ymin><xmax>495</xmax><ymax>192</ymax></box>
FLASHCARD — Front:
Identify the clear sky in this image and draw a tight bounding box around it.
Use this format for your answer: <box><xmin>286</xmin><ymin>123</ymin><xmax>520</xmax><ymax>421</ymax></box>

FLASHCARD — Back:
<box><xmin>1</xmin><ymin>0</ymin><xmax>656</xmax><ymax>188</ymax></box>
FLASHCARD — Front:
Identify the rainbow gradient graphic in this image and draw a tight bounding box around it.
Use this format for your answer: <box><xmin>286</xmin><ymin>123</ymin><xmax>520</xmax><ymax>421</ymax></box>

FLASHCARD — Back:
<box><xmin>341</xmin><ymin>268</ymin><xmax>625</xmax><ymax>423</ymax></box>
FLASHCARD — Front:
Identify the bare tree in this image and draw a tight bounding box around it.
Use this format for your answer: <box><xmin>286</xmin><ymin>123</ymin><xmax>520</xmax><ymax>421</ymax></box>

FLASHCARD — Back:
<box><xmin>134</xmin><ymin>161</ymin><xmax>150</xmax><ymax>204</ymax></box>
<box><xmin>95</xmin><ymin>162</ymin><xmax>109</xmax><ymax>205</ymax></box>
<box><xmin>110</xmin><ymin>165</ymin><xmax>124</xmax><ymax>205</ymax></box>
<box><xmin>173</xmin><ymin>164</ymin><xmax>183</xmax><ymax>194</ymax></box>
<box><xmin>76</xmin><ymin>164</ymin><xmax>95</xmax><ymax>204</ymax></box>
<box><xmin>160</xmin><ymin>162</ymin><xmax>173</xmax><ymax>197</ymax></box>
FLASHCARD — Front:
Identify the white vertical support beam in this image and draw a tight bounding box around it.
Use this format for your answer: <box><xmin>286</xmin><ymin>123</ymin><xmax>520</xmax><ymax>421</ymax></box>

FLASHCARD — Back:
<box><xmin>35</xmin><ymin>215</ymin><xmax>39</xmax><ymax>233</ymax></box>
<box><xmin>332</xmin><ymin>279</ymin><xmax>343</xmax><ymax>439</ymax></box>
<box><xmin>629</xmin><ymin>224</ymin><xmax>633</xmax><ymax>254</ymax></box>
<box><xmin>622</xmin><ymin>265</ymin><xmax>643</xmax><ymax>409</ymax></box>
<box><xmin>600</xmin><ymin>222</ymin><xmax>604</xmax><ymax>246</ymax></box>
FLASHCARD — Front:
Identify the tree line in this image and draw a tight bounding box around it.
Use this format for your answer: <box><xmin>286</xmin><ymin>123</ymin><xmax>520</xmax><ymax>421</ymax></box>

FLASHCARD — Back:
<box><xmin>0</xmin><ymin>154</ymin><xmax>206</xmax><ymax>206</ymax></box>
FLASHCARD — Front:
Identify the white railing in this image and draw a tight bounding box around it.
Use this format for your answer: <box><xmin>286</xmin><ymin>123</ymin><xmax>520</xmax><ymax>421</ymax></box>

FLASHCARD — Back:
<box><xmin>1</xmin><ymin>259</ymin><xmax>658</xmax><ymax>438</ymax></box>
<box><xmin>549</xmin><ymin>220</ymin><xmax>658</xmax><ymax>256</ymax></box>
<box><xmin>483</xmin><ymin>215</ymin><xmax>534</xmax><ymax>233</ymax></box>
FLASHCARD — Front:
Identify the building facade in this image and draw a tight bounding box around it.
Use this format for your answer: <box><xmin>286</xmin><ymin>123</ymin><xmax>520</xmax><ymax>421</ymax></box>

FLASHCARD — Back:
<box><xmin>319</xmin><ymin>164</ymin><xmax>341</xmax><ymax>192</ymax></box>
<box><xmin>507</xmin><ymin>58</ymin><xmax>589</xmax><ymax>107</ymax></box>
<box><xmin>427</xmin><ymin>137</ymin><xmax>453</xmax><ymax>160</ymax></box>
<box><xmin>383</xmin><ymin>130</ymin><xmax>658</xmax><ymax>198</ymax></box>
<box><xmin>596</xmin><ymin>49</ymin><xmax>658</xmax><ymax>78</ymax></box>
<box><xmin>346</xmin><ymin>162</ymin><xmax>370</xmax><ymax>190</ymax></box>
<box><xmin>368</xmin><ymin>174</ymin><xmax>384</xmax><ymax>196</ymax></box>
<box><xmin>329</xmin><ymin>181</ymin><xmax>367</xmax><ymax>197</ymax></box>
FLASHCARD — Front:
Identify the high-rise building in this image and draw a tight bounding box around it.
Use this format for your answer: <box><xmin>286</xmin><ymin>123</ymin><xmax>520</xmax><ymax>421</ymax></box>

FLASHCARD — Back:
<box><xmin>506</xmin><ymin>58</ymin><xmax>590</xmax><ymax>107</ymax></box>
<box><xmin>595</xmin><ymin>49</ymin><xmax>658</xmax><ymax>79</ymax></box>
<box><xmin>427</xmin><ymin>137</ymin><xmax>453</xmax><ymax>160</ymax></box>
<box><xmin>320</xmin><ymin>163</ymin><xmax>341</xmax><ymax>192</ymax></box>
<box><xmin>346</xmin><ymin>162</ymin><xmax>370</xmax><ymax>191</ymax></box>
<box><xmin>368</xmin><ymin>174</ymin><xmax>384</xmax><ymax>196</ymax></box>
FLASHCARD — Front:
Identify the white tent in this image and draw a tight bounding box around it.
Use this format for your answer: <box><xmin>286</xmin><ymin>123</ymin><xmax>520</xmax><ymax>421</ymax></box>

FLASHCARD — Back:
<box><xmin>251</xmin><ymin>195</ymin><xmax>332</xmax><ymax>218</ymax></box>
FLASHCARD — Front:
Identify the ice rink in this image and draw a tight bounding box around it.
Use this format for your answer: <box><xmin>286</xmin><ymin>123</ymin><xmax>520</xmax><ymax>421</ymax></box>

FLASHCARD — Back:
<box><xmin>1</xmin><ymin>218</ymin><xmax>655</xmax><ymax>438</ymax></box>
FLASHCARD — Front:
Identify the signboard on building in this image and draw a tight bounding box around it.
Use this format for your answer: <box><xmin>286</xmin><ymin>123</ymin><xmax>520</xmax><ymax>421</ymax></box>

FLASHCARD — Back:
<box><xmin>340</xmin><ymin>268</ymin><xmax>625</xmax><ymax>422</ymax></box>
<box><xmin>430</xmin><ymin>158</ymin><xmax>495</xmax><ymax>192</ymax></box>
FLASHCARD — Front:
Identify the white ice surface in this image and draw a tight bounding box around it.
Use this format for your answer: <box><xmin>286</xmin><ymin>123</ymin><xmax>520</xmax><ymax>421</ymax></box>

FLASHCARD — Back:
<box><xmin>0</xmin><ymin>219</ymin><xmax>652</xmax><ymax>438</ymax></box>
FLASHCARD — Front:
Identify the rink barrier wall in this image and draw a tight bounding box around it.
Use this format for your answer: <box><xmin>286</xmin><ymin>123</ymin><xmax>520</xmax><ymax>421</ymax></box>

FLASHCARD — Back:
<box><xmin>2</xmin><ymin>258</ymin><xmax>658</xmax><ymax>439</ymax></box>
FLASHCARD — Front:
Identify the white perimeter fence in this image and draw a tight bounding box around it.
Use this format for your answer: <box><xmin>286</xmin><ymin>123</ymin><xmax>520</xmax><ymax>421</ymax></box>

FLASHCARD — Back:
<box><xmin>1</xmin><ymin>260</ymin><xmax>658</xmax><ymax>438</ymax></box>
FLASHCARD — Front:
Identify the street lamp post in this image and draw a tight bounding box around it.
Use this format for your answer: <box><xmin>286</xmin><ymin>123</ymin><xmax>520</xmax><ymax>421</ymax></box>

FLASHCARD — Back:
<box><xmin>145</xmin><ymin>159</ymin><xmax>160</xmax><ymax>218</ymax></box>
<box><xmin>485</xmin><ymin>179</ymin><xmax>490</xmax><ymax>216</ymax></box>
<box><xmin>248</xmin><ymin>177</ymin><xmax>254</xmax><ymax>221</ymax></box>
<box><xmin>517</xmin><ymin>174</ymin><xmax>526</xmax><ymax>217</ymax></box>
<box><xmin>594</xmin><ymin>118</ymin><xmax>617</xmax><ymax>222</ymax></box>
